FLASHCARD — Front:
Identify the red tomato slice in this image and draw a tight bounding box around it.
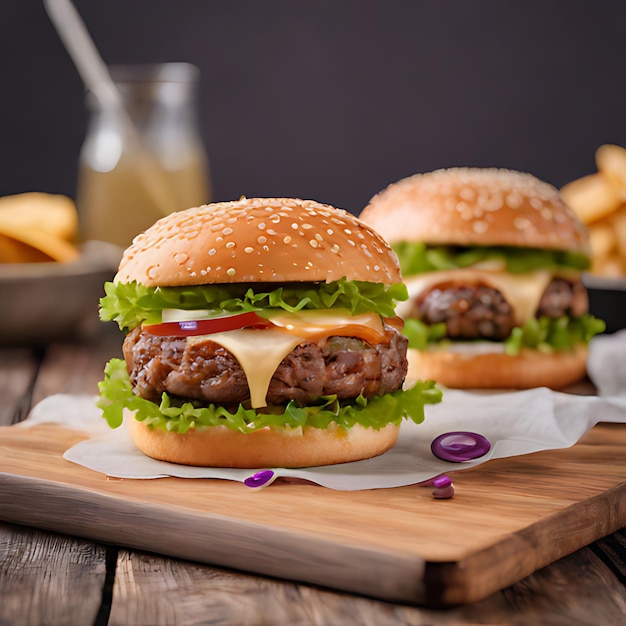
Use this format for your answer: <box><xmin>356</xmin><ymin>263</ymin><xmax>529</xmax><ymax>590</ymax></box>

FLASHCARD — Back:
<box><xmin>144</xmin><ymin>311</ymin><xmax>272</xmax><ymax>337</ymax></box>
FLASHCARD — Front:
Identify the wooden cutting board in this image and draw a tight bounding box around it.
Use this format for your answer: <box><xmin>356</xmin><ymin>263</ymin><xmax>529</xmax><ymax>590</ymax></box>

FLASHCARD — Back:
<box><xmin>0</xmin><ymin>421</ymin><xmax>624</xmax><ymax>607</ymax></box>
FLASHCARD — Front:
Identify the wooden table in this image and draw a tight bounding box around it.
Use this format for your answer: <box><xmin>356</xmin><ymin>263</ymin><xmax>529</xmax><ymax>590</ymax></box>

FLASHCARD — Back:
<box><xmin>1</xmin><ymin>325</ymin><xmax>624</xmax><ymax>625</ymax></box>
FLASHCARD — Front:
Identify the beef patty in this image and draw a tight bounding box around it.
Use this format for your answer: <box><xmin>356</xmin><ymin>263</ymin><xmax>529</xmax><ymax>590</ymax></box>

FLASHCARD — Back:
<box><xmin>123</xmin><ymin>321</ymin><xmax>408</xmax><ymax>408</ymax></box>
<box><xmin>410</xmin><ymin>277</ymin><xmax>588</xmax><ymax>340</ymax></box>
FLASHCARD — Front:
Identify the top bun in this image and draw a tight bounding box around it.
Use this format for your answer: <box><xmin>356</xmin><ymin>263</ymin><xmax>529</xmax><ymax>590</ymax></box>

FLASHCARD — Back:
<box><xmin>361</xmin><ymin>168</ymin><xmax>590</xmax><ymax>254</ymax></box>
<box><xmin>115</xmin><ymin>197</ymin><xmax>402</xmax><ymax>286</ymax></box>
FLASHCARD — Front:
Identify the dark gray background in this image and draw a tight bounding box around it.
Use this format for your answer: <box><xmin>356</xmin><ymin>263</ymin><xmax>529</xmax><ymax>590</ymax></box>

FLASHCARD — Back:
<box><xmin>2</xmin><ymin>0</ymin><xmax>625</xmax><ymax>215</ymax></box>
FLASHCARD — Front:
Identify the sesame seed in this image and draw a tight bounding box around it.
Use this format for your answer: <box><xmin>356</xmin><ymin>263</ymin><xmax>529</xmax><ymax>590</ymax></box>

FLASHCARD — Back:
<box><xmin>444</xmin><ymin>198</ymin><xmax>456</xmax><ymax>211</ymax></box>
<box><xmin>473</xmin><ymin>220</ymin><xmax>488</xmax><ymax>234</ymax></box>
<box><xmin>209</xmin><ymin>248</ymin><xmax>216</xmax><ymax>256</ymax></box>
<box><xmin>483</xmin><ymin>195</ymin><xmax>503</xmax><ymax>212</ymax></box>
<box><xmin>222</xmin><ymin>227</ymin><xmax>234</xmax><ymax>236</ymax></box>
<box><xmin>309</xmin><ymin>240</ymin><xmax>319</xmax><ymax>248</ymax></box>
<box><xmin>459</xmin><ymin>187</ymin><xmax>475</xmax><ymax>201</ymax></box>
<box><xmin>514</xmin><ymin>217</ymin><xmax>530</xmax><ymax>230</ymax></box>
<box><xmin>258</xmin><ymin>223</ymin><xmax>266</xmax><ymax>230</ymax></box>
<box><xmin>283</xmin><ymin>235</ymin><xmax>292</xmax><ymax>244</ymax></box>
<box><xmin>226</xmin><ymin>241</ymin><xmax>235</xmax><ymax>249</ymax></box>
<box><xmin>507</xmin><ymin>192</ymin><xmax>523</xmax><ymax>209</ymax></box>
<box><xmin>244</xmin><ymin>246</ymin><xmax>254</xmax><ymax>253</ymax></box>
<box><xmin>257</xmin><ymin>235</ymin><xmax>267</xmax><ymax>244</ymax></box>
<box><xmin>227</xmin><ymin>268</ymin><xmax>236</xmax><ymax>276</ymax></box>
<box><xmin>331</xmin><ymin>244</ymin><xmax>340</xmax><ymax>253</ymax></box>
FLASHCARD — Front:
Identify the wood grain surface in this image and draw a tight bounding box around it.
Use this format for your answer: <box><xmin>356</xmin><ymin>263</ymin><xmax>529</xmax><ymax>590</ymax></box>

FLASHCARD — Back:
<box><xmin>1</xmin><ymin>417</ymin><xmax>624</xmax><ymax>606</ymax></box>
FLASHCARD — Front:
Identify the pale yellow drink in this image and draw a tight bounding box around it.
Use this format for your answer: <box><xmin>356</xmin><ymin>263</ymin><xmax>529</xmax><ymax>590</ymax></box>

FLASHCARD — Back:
<box><xmin>76</xmin><ymin>63</ymin><xmax>211</xmax><ymax>249</ymax></box>
<box><xmin>77</xmin><ymin>147</ymin><xmax>210</xmax><ymax>248</ymax></box>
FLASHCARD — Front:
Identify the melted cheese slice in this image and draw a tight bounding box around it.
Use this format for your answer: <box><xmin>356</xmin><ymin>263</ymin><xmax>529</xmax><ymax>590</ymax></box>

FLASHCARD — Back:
<box><xmin>267</xmin><ymin>310</ymin><xmax>385</xmax><ymax>341</ymax></box>
<box><xmin>399</xmin><ymin>269</ymin><xmax>554</xmax><ymax>326</ymax></box>
<box><xmin>188</xmin><ymin>329</ymin><xmax>305</xmax><ymax>409</ymax></box>
<box><xmin>183</xmin><ymin>309</ymin><xmax>387</xmax><ymax>409</ymax></box>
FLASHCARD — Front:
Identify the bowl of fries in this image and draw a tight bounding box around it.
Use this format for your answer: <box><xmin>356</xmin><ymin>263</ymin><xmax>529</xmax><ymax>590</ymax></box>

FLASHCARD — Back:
<box><xmin>561</xmin><ymin>144</ymin><xmax>626</xmax><ymax>332</ymax></box>
<box><xmin>0</xmin><ymin>192</ymin><xmax>121</xmax><ymax>345</ymax></box>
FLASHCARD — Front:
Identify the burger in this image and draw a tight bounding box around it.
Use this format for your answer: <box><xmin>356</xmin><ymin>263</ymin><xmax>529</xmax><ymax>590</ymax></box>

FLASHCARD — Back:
<box><xmin>98</xmin><ymin>197</ymin><xmax>441</xmax><ymax>468</ymax></box>
<box><xmin>359</xmin><ymin>168</ymin><xmax>605</xmax><ymax>389</ymax></box>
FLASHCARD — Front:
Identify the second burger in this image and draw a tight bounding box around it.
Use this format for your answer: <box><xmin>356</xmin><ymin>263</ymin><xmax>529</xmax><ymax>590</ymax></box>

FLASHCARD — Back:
<box><xmin>360</xmin><ymin>168</ymin><xmax>605</xmax><ymax>390</ymax></box>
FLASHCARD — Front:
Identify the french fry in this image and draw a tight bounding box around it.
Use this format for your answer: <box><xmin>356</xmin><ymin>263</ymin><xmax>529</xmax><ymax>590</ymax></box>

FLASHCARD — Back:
<box><xmin>0</xmin><ymin>192</ymin><xmax>78</xmax><ymax>241</ymax></box>
<box><xmin>0</xmin><ymin>192</ymin><xmax>80</xmax><ymax>263</ymax></box>
<box><xmin>596</xmin><ymin>144</ymin><xmax>626</xmax><ymax>200</ymax></box>
<box><xmin>560</xmin><ymin>173</ymin><xmax>621</xmax><ymax>224</ymax></box>
<box><xmin>593</xmin><ymin>254</ymin><xmax>624</xmax><ymax>278</ymax></box>
<box><xmin>0</xmin><ymin>221</ymin><xmax>79</xmax><ymax>263</ymax></box>
<box><xmin>0</xmin><ymin>233</ymin><xmax>53</xmax><ymax>263</ymax></box>
<box><xmin>608</xmin><ymin>205</ymin><xmax>626</xmax><ymax>257</ymax></box>
<box><xmin>560</xmin><ymin>145</ymin><xmax>626</xmax><ymax>278</ymax></box>
<box><xmin>588</xmin><ymin>223</ymin><xmax>616</xmax><ymax>259</ymax></box>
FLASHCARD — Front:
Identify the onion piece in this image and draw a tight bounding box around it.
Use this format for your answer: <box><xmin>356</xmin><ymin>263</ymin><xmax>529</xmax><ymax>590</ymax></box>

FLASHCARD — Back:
<box><xmin>244</xmin><ymin>470</ymin><xmax>277</xmax><ymax>488</ymax></box>
<box><xmin>431</xmin><ymin>431</ymin><xmax>491</xmax><ymax>463</ymax></box>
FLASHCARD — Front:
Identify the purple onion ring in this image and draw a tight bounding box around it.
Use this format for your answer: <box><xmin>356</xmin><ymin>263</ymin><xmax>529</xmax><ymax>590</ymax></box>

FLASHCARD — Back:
<box><xmin>244</xmin><ymin>470</ymin><xmax>276</xmax><ymax>488</ymax></box>
<box><xmin>431</xmin><ymin>431</ymin><xmax>491</xmax><ymax>463</ymax></box>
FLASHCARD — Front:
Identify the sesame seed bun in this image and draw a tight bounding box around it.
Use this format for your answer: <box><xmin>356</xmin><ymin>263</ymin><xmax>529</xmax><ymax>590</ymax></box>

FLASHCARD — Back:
<box><xmin>128</xmin><ymin>418</ymin><xmax>400</xmax><ymax>468</ymax></box>
<box><xmin>115</xmin><ymin>197</ymin><xmax>402</xmax><ymax>287</ymax></box>
<box><xmin>405</xmin><ymin>344</ymin><xmax>588</xmax><ymax>390</ymax></box>
<box><xmin>360</xmin><ymin>168</ymin><xmax>590</xmax><ymax>255</ymax></box>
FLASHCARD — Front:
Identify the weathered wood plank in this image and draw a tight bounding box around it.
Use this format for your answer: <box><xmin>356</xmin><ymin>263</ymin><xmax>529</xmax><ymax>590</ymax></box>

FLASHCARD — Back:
<box><xmin>31</xmin><ymin>328</ymin><xmax>122</xmax><ymax>403</ymax></box>
<box><xmin>106</xmin><ymin>539</ymin><xmax>626</xmax><ymax>626</ymax></box>
<box><xmin>0</xmin><ymin>348</ymin><xmax>39</xmax><ymax>426</ymax></box>
<box><xmin>502</xmin><ymin>538</ymin><xmax>626</xmax><ymax>625</ymax></box>
<box><xmin>0</xmin><ymin>522</ymin><xmax>107</xmax><ymax>626</ymax></box>
<box><xmin>591</xmin><ymin>527</ymin><xmax>626</xmax><ymax>584</ymax></box>
<box><xmin>107</xmin><ymin>550</ymin><xmax>452</xmax><ymax>626</ymax></box>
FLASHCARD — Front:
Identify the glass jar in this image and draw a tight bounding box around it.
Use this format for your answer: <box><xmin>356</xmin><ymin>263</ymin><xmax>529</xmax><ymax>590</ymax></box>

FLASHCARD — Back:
<box><xmin>76</xmin><ymin>63</ymin><xmax>212</xmax><ymax>248</ymax></box>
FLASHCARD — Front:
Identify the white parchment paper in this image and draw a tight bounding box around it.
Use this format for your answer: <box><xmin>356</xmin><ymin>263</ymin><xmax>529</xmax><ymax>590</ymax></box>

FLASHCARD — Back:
<box><xmin>20</xmin><ymin>330</ymin><xmax>626</xmax><ymax>491</ymax></box>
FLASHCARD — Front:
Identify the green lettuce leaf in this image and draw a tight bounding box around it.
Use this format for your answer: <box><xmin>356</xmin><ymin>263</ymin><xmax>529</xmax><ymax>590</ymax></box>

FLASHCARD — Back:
<box><xmin>403</xmin><ymin>318</ymin><xmax>448</xmax><ymax>350</ymax></box>
<box><xmin>100</xmin><ymin>278</ymin><xmax>409</xmax><ymax>331</ymax></box>
<box><xmin>404</xmin><ymin>314</ymin><xmax>605</xmax><ymax>354</ymax></box>
<box><xmin>504</xmin><ymin>314</ymin><xmax>606</xmax><ymax>355</ymax></box>
<box><xmin>392</xmin><ymin>242</ymin><xmax>590</xmax><ymax>276</ymax></box>
<box><xmin>97</xmin><ymin>358</ymin><xmax>442</xmax><ymax>434</ymax></box>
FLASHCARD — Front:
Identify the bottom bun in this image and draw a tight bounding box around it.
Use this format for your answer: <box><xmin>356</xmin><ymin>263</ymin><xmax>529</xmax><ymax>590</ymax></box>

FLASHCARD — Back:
<box><xmin>127</xmin><ymin>416</ymin><xmax>400</xmax><ymax>468</ymax></box>
<box><xmin>406</xmin><ymin>344</ymin><xmax>588</xmax><ymax>390</ymax></box>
